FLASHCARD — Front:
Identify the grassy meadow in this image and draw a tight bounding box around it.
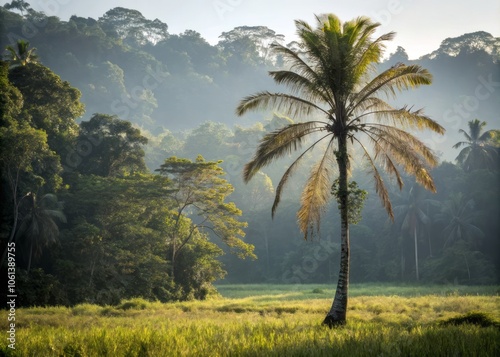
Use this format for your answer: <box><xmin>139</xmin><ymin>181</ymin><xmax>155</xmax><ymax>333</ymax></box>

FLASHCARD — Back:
<box><xmin>1</xmin><ymin>284</ymin><xmax>499</xmax><ymax>356</ymax></box>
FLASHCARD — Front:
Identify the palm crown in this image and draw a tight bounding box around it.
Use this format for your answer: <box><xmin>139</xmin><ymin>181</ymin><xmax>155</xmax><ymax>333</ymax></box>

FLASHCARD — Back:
<box><xmin>453</xmin><ymin>119</ymin><xmax>499</xmax><ymax>172</ymax></box>
<box><xmin>237</xmin><ymin>14</ymin><xmax>445</xmax><ymax>239</ymax></box>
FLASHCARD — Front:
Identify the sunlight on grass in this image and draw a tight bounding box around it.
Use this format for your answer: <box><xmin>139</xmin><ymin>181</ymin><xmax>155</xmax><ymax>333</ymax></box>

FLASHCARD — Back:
<box><xmin>1</xmin><ymin>285</ymin><xmax>499</xmax><ymax>356</ymax></box>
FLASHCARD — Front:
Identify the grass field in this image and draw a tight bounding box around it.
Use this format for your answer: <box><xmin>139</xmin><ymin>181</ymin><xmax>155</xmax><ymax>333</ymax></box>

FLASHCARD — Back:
<box><xmin>1</xmin><ymin>284</ymin><xmax>499</xmax><ymax>356</ymax></box>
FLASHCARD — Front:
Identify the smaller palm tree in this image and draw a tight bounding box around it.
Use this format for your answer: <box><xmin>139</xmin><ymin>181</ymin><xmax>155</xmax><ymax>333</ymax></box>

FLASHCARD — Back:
<box><xmin>16</xmin><ymin>193</ymin><xmax>66</xmax><ymax>272</ymax></box>
<box><xmin>393</xmin><ymin>184</ymin><xmax>434</xmax><ymax>280</ymax></box>
<box><xmin>453</xmin><ymin>119</ymin><xmax>499</xmax><ymax>172</ymax></box>
<box><xmin>4</xmin><ymin>40</ymin><xmax>39</xmax><ymax>67</ymax></box>
<box><xmin>436</xmin><ymin>192</ymin><xmax>484</xmax><ymax>248</ymax></box>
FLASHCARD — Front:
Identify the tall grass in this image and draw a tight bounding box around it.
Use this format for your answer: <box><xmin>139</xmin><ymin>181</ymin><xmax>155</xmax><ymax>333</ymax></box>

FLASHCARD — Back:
<box><xmin>1</xmin><ymin>285</ymin><xmax>499</xmax><ymax>356</ymax></box>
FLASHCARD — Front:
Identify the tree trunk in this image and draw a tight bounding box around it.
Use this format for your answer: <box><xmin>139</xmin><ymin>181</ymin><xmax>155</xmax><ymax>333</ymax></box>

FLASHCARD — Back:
<box><xmin>323</xmin><ymin>135</ymin><xmax>350</xmax><ymax>327</ymax></box>
<box><xmin>414</xmin><ymin>225</ymin><xmax>419</xmax><ymax>281</ymax></box>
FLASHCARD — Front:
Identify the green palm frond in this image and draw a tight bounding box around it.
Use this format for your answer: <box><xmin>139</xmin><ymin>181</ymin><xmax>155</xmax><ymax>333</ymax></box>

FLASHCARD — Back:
<box><xmin>243</xmin><ymin>121</ymin><xmax>325</xmax><ymax>182</ymax></box>
<box><xmin>352</xmin><ymin>64</ymin><xmax>432</xmax><ymax>108</ymax></box>
<box><xmin>269</xmin><ymin>70</ymin><xmax>332</xmax><ymax>104</ymax></box>
<box><xmin>297</xmin><ymin>139</ymin><xmax>337</xmax><ymax>239</ymax></box>
<box><xmin>452</xmin><ymin>140</ymin><xmax>471</xmax><ymax>149</ymax></box>
<box><xmin>236</xmin><ymin>91</ymin><xmax>328</xmax><ymax>118</ymax></box>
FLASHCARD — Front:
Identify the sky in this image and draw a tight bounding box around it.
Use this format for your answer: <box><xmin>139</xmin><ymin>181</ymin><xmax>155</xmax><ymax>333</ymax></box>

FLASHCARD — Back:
<box><xmin>27</xmin><ymin>0</ymin><xmax>499</xmax><ymax>59</ymax></box>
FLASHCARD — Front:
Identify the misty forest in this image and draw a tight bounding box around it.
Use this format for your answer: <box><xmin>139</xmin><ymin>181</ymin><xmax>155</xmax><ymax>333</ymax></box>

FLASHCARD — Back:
<box><xmin>0</xmin><ymin>2</ymin><xmax>499</xmax><ymax>356</ymax></box>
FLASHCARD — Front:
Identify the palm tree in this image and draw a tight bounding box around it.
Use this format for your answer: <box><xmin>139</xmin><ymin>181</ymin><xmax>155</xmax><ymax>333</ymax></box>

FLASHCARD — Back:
<box><xmin>393</xmin><ymin>184</ymin><xmax>434</xmax><ymax>281</ymax></box>
<box><xmin>236</xmin><ymin>14</ymin><xmax>444</xmax><ymax>327</ymax></box>
<box><xmin>4</xmin><ymin>40</ymin><xmax>39</xmax><ymax>67</ymax></box>
<box><xmin>16</xmin><ymin>193</ymin><xmax>66</xmax><ymax>272</ymax></box>
<box><xmin>436</xmin><ymin>193</ymin><xmax>484</xmax><ymax>248</ymax></box>
<box><xmin>453</xmin><ymin>119</ymin><xmax>499</xmax><ymax>172</ymax></box>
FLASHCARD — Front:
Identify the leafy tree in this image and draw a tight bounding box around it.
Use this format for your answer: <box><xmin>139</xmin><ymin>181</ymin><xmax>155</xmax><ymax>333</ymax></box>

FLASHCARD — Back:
<box><xmin>156</xmin><ymin>156</ymin><xmax>255</xmax><ymax>278</ymax></box>
<box><xmin>237</xmin><ymin>14</ymin><xmax>444</xmax><ymax>326</ymax></box>
<box><xmin>0</xmin><ymin>60</ymin><xmax>22</xmax><ymax>126</ymax></box>
<box><xmin>0</xmin><ymin>123</ymin><xmax>62</xmax><ymax>267</ymax></box>
<box><xmin>453</xmin><ymin>119</ymin><xmax>499</xmax><ymax>172</ymax></box>
<box><xmin>4</xmin><ymin>39</ymin><xmax>38</xmax><ymax>67</ymax></box>
<box><xmin>76</xmin><ymin>114</ymin><xmax>148</xmax><ymax>177</ymax></box>
<box><xmin>8</xmin><ymin>63</ymin><xmax>84</xmax><ymax>156</ymax></box>
<box><xmin>98</xmin><ymin>7</ymin><xmax>168</xmax><ymax>46</ymax></box>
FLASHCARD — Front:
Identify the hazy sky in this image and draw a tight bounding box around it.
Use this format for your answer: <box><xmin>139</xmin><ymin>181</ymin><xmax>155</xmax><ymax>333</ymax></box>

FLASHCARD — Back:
<box><xmin>28</xmin><ymin>0</ymin><xmax>499</xmax><ymax>59</ymax></box>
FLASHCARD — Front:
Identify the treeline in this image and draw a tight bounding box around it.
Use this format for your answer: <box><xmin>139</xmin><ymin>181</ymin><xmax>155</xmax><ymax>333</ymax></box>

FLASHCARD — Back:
<box><xmin>0</xmin><ymin>59</ymin><xmax>256</xmax><ymax>306</ymax></box>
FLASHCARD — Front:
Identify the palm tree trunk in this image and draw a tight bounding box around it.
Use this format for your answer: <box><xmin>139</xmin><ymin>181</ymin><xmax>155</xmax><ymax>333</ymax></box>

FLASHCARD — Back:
<box><xmin>323</xmin><ymin>135</ymin><xmax>350</xmax><ymax>327</ymax></box>
<box><xmin>414</xmin><ymin>225</ymin><xmax>419</xmax><ymax>281</ymax></box>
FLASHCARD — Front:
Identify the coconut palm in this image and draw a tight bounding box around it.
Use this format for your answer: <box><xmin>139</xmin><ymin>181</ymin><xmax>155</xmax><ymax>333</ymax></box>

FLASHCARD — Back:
<box><xmin>453</xmin><ymin>119</ymin><xmax>499</xmax><ymax>172</ymax></box>
<box><xmin>236</xmin><ymin>14</ymin><xmax>444</xmax><ymax>326</ymax></box>
<box><xmin>393</xmin><ymin>184</ymin><xmax>435</xmax><ymax>281</ymax></box>
<box><xmin>4</xmin><ymin>40</ymin><xmax>39</xmax><ymax>67</ymax></box>
<box><xmin>436</xmin><ymin>192</ymin><xmax>484</xmax><ymax>248</ymax></box>
<box><xmin>16</xmin><ymin>193</ymin><xmax>66</xmax><ymax>272</ymax></box>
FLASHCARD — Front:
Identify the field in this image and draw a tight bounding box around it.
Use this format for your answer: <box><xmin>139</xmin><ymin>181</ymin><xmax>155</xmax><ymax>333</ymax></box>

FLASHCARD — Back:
<box><xmin>1</xmin><ymin>284</ymin><xmax>499</xmax><ymax>356</ymax></box>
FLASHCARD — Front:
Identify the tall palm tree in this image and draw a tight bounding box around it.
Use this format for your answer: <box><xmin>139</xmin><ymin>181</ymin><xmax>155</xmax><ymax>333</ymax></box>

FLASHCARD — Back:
<box><xmin>16</xmin><ymin>193</ymin><xmax>66</xmax><ymax>272</ymax></box>
<box><xmin>453</xmin><ymin>119</ymin><xmax>499</xmax><ymax>172</ymax></box>
<box><xmin>4</xmin><ymin>40</ymin><xmax>39</xmax><ymax>67</ymax></box>
<box><xmin>236</xmin><ymin>14</ymin><xmax>444</xmax><ymax>327</ymax></box>
<box><xmin>393</xmin><ymin>184</ymin><xmax>434</xmax><ymax>281</ymax></box>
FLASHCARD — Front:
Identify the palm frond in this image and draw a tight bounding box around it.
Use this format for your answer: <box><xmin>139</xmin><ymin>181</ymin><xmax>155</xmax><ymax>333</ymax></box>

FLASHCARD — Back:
<box><xmin>243</xmin><ymin>121</ymin><xmax>324</xmax><ymax>182</ymax></box>
<box><xmin>354</xmin><ymin>104</ymin><xmax>445</xmax><ymax>135</ymax></box>
<box><xmin>272</xmin><ymin>133</ymin><xmax>333</xmax><ymax>217</ymax></box>
<box><xmin>354</xmin><ymin>137</ymin><xmax>393</xmax><ymax>219</ymax></box>
<box><xmin>352</xmin><ymin>64</ymin><xmax>432</xmax><ymax>108</ymax></box>
<box><xmin>297</xmin><ymin>139</ymin><xmax>337</xmax><ymax>239</ymax></box>
<box><xmin>236</xmin><ymin>91</ymin><xmax>328</xmax><ymax>118</ymax></box>
<box><xmin>268</xmin><ymin>70</ymin><xmax>332</xmax><ymax>105</ymax></box>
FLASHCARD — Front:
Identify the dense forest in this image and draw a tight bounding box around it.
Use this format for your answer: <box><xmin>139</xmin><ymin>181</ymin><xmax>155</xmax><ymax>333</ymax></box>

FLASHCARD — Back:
<box><xmin>0</xmin><ymin>3</ymin><xmax>499</xmax><ymax>307</ymax></box>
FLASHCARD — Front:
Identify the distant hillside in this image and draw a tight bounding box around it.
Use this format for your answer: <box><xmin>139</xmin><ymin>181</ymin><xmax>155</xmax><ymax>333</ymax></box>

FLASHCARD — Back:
<box><xmin>1</xmin><ymin>5</ymin><xmax>498</xmax><ymax>162</ymax></box>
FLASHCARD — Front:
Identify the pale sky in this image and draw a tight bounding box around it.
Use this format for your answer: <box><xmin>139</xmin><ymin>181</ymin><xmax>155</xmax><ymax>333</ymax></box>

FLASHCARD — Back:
<box><xmin>28</xmin><ymin>0</ymin><xmax>499</xmax><ymax>59</ymax></box>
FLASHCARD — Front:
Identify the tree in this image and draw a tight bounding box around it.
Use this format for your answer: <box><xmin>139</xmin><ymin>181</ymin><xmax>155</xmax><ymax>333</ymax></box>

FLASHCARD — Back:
<box><xmin>436</xmin><ymin>192</ymin><xmax>484</xmax><ymax>248</ymax></box>
<box><xmin>76</xmin><ymin>114</ymin><xmax>148</xmax><ymax>177</ymax></box>
<box><xmin>8</xmin><ymin>63</ymin><xmax>84</xmax><ymax>156</ymax></box>
<box><xmin>393</xmin><ymin>184</ymin><xmax>433</xmax><ymax>281</ymax></box>
<box><xmin>4</xmin><ymin>39</ymin><xmax>38</xmax><ymax>67</ymax></box>
<box><xmin>453</xmin><ymin>119</ymin><xmax>499</xmax><ymax>172</ymax></box>
<box><xmin>156</xmin><ymin>156</ymin><xmax>255</xmax><ymax>278</ymax></box>
<box><xmin>15</xmin><ymin>193</ymin><xmax>66</xmax><ymax>272</ymax></box>
<box><xmin>236</xmin><ymin>14</ymin><xmax>444</xmax><ymax>326</ymax></box>
<box><xmin>0</xmin><ymin>123</ymin><xmax>62</xmax><ymax>267</ymax></box>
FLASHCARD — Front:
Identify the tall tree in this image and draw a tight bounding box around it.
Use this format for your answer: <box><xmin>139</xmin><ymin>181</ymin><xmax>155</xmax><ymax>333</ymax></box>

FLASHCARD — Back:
<box><xmin>393</xmin><ymin>184</ymin><xmax>433</xmax><ymax>281</ymax></box>
<box><xmin>156</xmin><ymin>156</ymin><xmax>255</xmax><ymax>278</ymax></box>
<box><xmin>237</xmin><ymin>14</ymin><xmax>444</xmax><ymax>326</ymax></box>
<box><xmin>453</xmin><ymin>119</ymin><xmax>499</xmax><ymax>172</ymax></box>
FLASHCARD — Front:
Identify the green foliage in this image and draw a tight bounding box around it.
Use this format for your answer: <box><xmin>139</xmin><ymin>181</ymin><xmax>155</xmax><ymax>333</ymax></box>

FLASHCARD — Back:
<box><xmin>331</xmin><ymin>180</ymin><xmax>368</xmax><ymax>224</ymax></box>
<box><xmin>7</xmin><ymin>63</ymin><xmax>84</xmax><ymax>155</ymax></box>
<box><xmin>76</xmin><ymin>113</ymin><xmax>148</xmax><ymax>176</ymax></box>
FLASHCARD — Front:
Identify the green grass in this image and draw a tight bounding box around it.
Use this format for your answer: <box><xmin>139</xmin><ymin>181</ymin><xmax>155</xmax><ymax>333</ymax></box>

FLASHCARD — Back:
<box><xmin>1</xmin><ymin>284</ymin><xmax>499</xmax><ymax>356</ymax></box>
